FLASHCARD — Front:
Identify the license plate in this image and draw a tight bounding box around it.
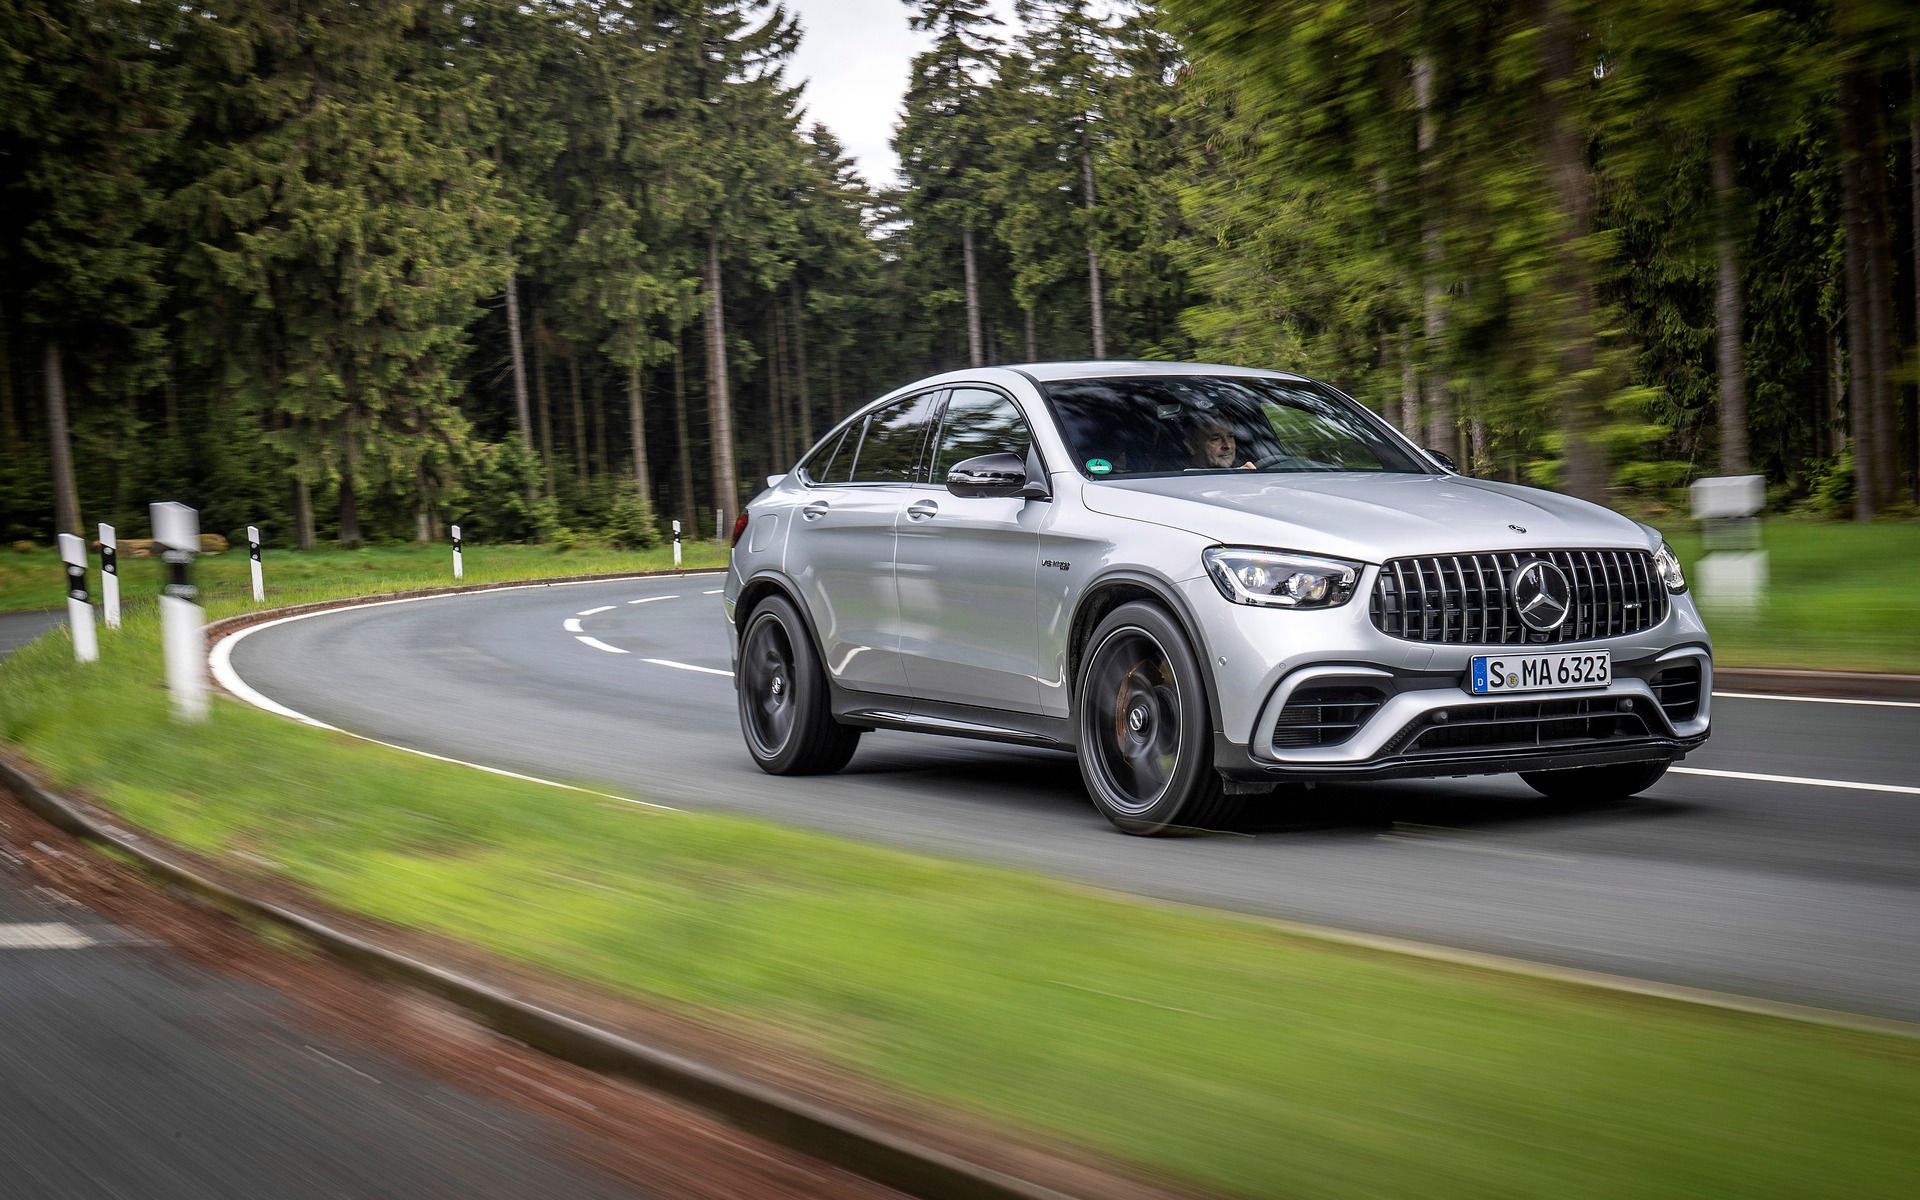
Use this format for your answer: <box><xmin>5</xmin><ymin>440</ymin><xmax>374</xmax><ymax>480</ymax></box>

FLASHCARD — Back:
<box><xmin>1468</xmin><ymin>651</ymin><xmax>1611</xmax><ymax>695</ymax></box>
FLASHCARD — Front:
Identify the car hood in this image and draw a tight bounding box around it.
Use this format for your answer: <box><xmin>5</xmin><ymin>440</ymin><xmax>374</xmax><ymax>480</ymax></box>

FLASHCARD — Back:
<box><xmin>1079</xmin><ymin>472</ymin><xmax>1657</xmax><ymax>564</ymax></box>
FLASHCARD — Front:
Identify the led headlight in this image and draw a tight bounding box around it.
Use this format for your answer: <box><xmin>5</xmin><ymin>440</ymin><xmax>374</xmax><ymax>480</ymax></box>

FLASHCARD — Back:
<box><xmin>1203</xmin><ymin>547</ymin><xmax>1362</xmax><ymax>609</ymax></box>
<box><xmin>1653</xmin><ymin>540</ymin><xmax>1688</xmax><ymax>593</ymax></box>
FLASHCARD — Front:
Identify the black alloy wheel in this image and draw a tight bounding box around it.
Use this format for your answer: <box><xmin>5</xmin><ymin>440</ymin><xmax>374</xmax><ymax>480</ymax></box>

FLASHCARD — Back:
<box><xmin>736</xmin><ymin>595</ymin><xmax>861</xmax><ymax>775</ymax></box>
<box><xmin>1075</xmin><ymin>601</ymin><xmax>1242</xmax><ymax>835</ymax></box>
<box><xmin>1520</xmin><ymin>759</ymin><xmax>1669</xmax><ymax>801</ymax></box>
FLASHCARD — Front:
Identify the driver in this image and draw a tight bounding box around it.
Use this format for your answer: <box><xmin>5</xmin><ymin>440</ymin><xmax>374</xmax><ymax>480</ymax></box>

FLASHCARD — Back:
<box><xmin>1188</xmin><ymin>413</ymin><xmax>1256</xmax><ymax>470</ymax></box>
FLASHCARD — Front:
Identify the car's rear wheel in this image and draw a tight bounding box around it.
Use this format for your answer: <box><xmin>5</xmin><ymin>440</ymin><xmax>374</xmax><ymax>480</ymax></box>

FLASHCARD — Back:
<box><xmin>737</xmin><ymin>595</ymin><xmax>861</xmax><ymax>775</ymax></box>
<box><xmin>1076</xmin><ymin>602</ymin><xmax>1242</xmax><ymax>835</ymax></box>
<box><xmin>1520</xmin><ymin>759</ymin><xmax>1669</xmax><ymax>801</ymax></box>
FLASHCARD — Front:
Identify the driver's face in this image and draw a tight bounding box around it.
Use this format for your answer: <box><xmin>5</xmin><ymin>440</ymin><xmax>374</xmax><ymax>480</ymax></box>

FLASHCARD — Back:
<box><xmin>1198</xmin><ymin>427</ymin><xmax>1236</xmax><ymax>468</ymax></box>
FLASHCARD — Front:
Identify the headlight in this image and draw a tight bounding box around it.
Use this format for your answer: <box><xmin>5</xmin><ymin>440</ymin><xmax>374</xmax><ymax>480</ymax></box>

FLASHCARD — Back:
<box><xmin>1204</xmin><ymin>547</ymin><xmax>1363</xmax><ymax>609</ymax></box>
<box><xmin>1653</xmin><ymin>540</ymin><xmax>1688</xmax><ymax>593</ymax></box>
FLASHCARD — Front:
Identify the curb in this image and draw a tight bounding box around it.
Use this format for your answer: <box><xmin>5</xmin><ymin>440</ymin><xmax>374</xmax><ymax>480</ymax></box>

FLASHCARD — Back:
<box><xmin>0</xmin><ymin>753</ymin><xmax>1076</xmax><ymax>1200</ymax></box>
<box><xmin>1713</xmin><ymin>666</ymin><xmax>1920</xmax><ymax>702</ymax></box>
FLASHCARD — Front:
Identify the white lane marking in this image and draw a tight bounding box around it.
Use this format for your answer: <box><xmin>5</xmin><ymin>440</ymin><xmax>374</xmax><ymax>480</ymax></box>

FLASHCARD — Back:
<box><xmin>306</xmin><ymin>1046</ymin><xmax>382</xmax><ymax>1085</ymax></box>
<box><xmin>575</xmin><ymin>636</ymin><xmax>628</xmax><ymax>655</ymax></box>
<box><xmin>0</xmin><ymin>923</ymin><xmax>98</xmax><ymax>949</ymax></box>
<box><xmin>1673</xmin><ymin>767</ymin><xmax>1920</xmax><ymax>797</ymax></box>
<box><xmin>575</xmin><ymin>605</ymin><xmax>616</xmax><ymax>617</ymax></box>
<box><xmin>1377</xmin><ymin>834</ymin><xmax>1576</xmax><ymax>864</ymax></box>
<box><xmin>209</xmin><ymin>608</ymin><xmax>677</xmax><ymax>810</ymax></box>
<box><xmin>1713</xmin><ymin>690</ymin><xmax>1920</xmax><ymax>711</ymax></box>
<box><xmin>562</xmin><ymin>618</ymin><xmax>583</xmax><ymax>633</ymax></box>
<box><xmin>643</xmin><ymin>658</ymin><xmax>734</xmax><ymax>678</ymax></box>
<box><xmin>627</xmin><ymin>595</ymin><xmax>679</xmax><ymax>605</ymax></box>
<box><xmin>703</xmin><ymin>589</ymin><xmax>722</xmax><ymax>595</ymax></box>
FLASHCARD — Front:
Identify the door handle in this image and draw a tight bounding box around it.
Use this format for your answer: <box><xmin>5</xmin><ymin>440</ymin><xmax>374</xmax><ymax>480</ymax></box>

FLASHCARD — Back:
<box><xmin>905</xmin><ymin>499</ymin><xmax>939</xmax><ymax>521</ymax></box>
<box><xmin>801</xmin><ymin>501</ymin><xmax>830</xmax><ymax>521</ymax></box>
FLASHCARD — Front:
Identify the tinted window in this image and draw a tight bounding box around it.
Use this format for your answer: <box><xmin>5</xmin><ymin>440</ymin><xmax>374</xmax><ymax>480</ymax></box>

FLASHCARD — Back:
<box><xmin>849</xmin><ymin>392</ymin><xmax>939</xmax><ymax>484</ymax></box>
<box><xmin>800</xmin><ymin>425</ymin><xmax>853</xmax><ymax>484</ymax></box>
<box><xmin>1042</xmin><ymin>376</ymin><xmax>1426</xmax><ymax>477</ymax></box>
<box><xmin>934</xmin><ymin>389</ymin><xmax>1034</xmax><ymax>479</ymax></box>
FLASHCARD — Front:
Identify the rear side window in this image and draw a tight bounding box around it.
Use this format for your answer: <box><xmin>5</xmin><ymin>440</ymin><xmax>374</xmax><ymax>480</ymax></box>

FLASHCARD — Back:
<box><xmin>934</xmin><ymin>389</ymin><xmax>1033</xmax><ymax>479</ymax></box>
<box><xmin>800</xmin><ymin>426</ymin><xmax>853</xmax><ymax>484</ymax></box>
<box><xmin>849</xmin><ymin>391</ymin><xmax>939</xmax><ymax>484</ymax></box>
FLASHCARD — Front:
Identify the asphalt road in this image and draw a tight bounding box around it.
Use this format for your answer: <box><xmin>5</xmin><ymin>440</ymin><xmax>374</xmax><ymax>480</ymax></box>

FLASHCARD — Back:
<box><xmin>228</xmin><ymin>574</ymin><xmax>1920</xmax><ymax>1022</ymax></box>
<box><xmin>0</xmin><ymin>615</ymin><xmax>641</xmax><ymax>1200</ymax></box>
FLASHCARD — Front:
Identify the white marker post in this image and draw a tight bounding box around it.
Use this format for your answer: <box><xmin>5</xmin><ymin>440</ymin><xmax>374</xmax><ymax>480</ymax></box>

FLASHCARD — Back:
<box><xmin>1691</xmin><ymin>475</ymin><xmax>1767</xmax><ymax>611</ymax></box>
<box><xmin>714</xmin><ymin>508</ymin><xmax>722</xmax><ymax>544</ymax></box>
<box><xmin>98</xmin><ymin>522</ymin><xmax>121</xmax><ymax>630</ymax></box>
<box><xmin>451</xmin><ymin>524</ymin><xmax>463</xmax><ymax>580</ymax></box>
<box><xmin>248</xmin><ymin>525</ymin><xmax>264</xmax><ymax>602</ymax></box>
<box><xmin>57</xmin><ymin>533</ymin><xmax>98</xmax><ymax>664</ymax></box>
<box><xmin>672</xmin><ymin>519</ymin><xmax>682</xmax><ymax>567</ymax></box>
<box><xmin>152</xmin><ymin>502</ymin><xmax>208</xmax><ymax>721</ymax></box>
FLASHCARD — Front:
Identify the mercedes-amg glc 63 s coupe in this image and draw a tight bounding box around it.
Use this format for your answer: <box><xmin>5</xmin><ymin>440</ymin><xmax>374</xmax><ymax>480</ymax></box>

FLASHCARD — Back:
<box><xmin>723</xmin><ymin>363</ymin><xmax>1711</xmax><ymax>835</ymax></box>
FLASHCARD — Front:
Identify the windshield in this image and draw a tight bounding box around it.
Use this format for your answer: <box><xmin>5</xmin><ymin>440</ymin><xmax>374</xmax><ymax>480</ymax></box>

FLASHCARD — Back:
<box><xmin>1042</xmin><ymin>375</ymin><xmax>1430</xmax><ymax>479</ymax></box>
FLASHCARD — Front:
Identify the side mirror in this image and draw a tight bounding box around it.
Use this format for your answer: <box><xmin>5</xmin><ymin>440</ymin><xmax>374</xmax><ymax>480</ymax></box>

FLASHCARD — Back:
<box><xmin>946</xmin><ymin>452</ymin><xmax>1033</xmax><ymax>498</ymax></box>
<box><xmin>1425</xmin><ymin>447</ymin><xmax>1458</xmax><ymax>472</ymax></box>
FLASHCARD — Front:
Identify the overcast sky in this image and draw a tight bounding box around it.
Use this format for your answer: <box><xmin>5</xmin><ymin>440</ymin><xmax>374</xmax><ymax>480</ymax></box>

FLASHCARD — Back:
<box><xmin>782</xmin><ymin>0</ymin><xmax>1020</xmax><ymax>189</ymax></box>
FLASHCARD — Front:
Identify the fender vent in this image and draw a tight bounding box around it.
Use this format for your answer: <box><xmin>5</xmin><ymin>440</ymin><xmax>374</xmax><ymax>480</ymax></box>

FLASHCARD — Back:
<box><xmin>1272</xmin><ymin>685</ymin><xmax>1387</xmax><ymax>750</ymax></box>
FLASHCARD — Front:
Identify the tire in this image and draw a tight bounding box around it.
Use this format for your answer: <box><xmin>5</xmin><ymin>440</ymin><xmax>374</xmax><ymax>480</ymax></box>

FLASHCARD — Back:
<box><xmin>736</xmin><ymin>595</ymin><xmax>861</xmax><ymax>775</ymax></box>
<box><xmin>1519</xmin><ymin>759</ymin><xmax>1669</xmax><ymax>802</ymax></box>
<box><xmin>1075</xmin><ymin>601</ymin><xmax>1242</xmax><ymax>835</ymax></box>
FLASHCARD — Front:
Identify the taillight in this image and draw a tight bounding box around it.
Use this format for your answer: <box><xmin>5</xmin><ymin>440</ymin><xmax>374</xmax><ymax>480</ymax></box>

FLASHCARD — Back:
<box><xmin>729</xmin><ymin>512</ymin><xmax>750</xmax><ymax>548</ymax></box>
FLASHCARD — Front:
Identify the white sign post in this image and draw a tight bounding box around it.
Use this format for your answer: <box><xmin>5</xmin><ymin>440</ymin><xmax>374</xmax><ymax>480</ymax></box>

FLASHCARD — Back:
<box><xmin>57</xmin><ymin>533</ymin><xmax>98</xmax><ymax>664</ymax></box>
<box><xmin>248</xmin><ymin>525</ymin><xmax>264</xmax><ymax>602</ymax></box>
<box><xmin>152</xmin><ymin>502</ymin><xmax>208</xmax><ymax>722</ymax></box>
<box><xmin>451</xmin><ymin>524</ymin><xmax>463</xmax><ymax>580</ymax></box>
<box><xmin>98</xmin><ymin>522</ymin><xmax>121</xmax><ymax>630</ymax></box>
<box><xmin>714</xmin><ymin>508</ymin><xmax>722</xmax><ymax>544</ymax></box>
<box><xmin>672</xmin><ymin>519</ymin><xmax>682</xmax><ymax>567</ymax></box>
<box><xmin>1690</xmin><ymin>475</ymin><xmax>1767</xmax><ymax>611</ymax></box>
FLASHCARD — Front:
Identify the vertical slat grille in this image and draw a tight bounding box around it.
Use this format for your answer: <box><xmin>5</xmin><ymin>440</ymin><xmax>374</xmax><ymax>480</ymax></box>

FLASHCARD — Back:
<box><xmin>1368</xmin><ymin>549</ymin><xmax>1668</xmax><ymax>644</ymax></box>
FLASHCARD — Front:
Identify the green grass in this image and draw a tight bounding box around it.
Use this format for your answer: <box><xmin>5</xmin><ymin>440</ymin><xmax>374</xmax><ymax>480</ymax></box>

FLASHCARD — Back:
<box><xmin>0</xmin><ymin>540</ymin><xmax>730</xmax><ymax>614</ymax></box>
<box><xmin>1666</xmin><ymin>519</ymin><xmax>1920</xmax><ymax>673</ymax></box>
<box><xmin>2</xmin><ymin>615</ymin><xmax>1915</xmax><ymax>1199</ymax></box>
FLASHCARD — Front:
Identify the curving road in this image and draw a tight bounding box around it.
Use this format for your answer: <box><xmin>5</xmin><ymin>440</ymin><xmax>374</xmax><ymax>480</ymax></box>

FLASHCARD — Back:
<box><xmin>227</xmin><ymin>575</ymin><xmax>1920</xmax><ymax>1022</ymax></box>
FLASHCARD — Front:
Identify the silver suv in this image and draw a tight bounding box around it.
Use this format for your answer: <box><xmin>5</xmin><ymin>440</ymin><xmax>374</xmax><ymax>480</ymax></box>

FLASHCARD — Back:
<box><xmin>724</xmin><ymin>363</ymin><xmax>1711</xmax><ymax>835</ymax></box>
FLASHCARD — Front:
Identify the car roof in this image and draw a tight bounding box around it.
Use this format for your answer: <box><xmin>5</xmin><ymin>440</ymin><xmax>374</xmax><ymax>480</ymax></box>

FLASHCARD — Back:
<box><xmin>1004</xmin><ymin>361</ymin><xmax>1313</xmax><ymax>384</ymax></box>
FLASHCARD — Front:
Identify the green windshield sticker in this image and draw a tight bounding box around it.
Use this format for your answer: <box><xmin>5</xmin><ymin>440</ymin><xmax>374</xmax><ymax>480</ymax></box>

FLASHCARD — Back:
<box><xmin>1086</xmin><ymin>458</ymin><xmax>1113</xmax><ymax>475</ymax></box>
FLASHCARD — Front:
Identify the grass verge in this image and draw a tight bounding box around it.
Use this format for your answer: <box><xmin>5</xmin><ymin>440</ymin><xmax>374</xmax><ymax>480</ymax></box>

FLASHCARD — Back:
<box><xmin>1</xmin><ymin>609</ymin><xmax>1916</xmax><ymax>1198</ymax></box>
<box><xmin>0</xmin><ymin>541</ymin><xmax>729</xmax><ymax>614</ymax></box>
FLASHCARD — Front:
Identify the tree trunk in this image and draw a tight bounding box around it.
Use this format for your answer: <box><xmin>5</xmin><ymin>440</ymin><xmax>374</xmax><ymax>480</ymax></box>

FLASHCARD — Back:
<box><xmin>569</xmin><ymin>349</ymin><xmax>586</xmax><ymax>486</ymax></box>
<box><xmin>1414</xmin><ymin>54</ymin><xmax>1453</xmax><ymax>458</ymax></box>
<box><xmin>338</xmin><ymin>473</ymin><xmax>362</xmax><ymax>546</ymax></box>
<box><xmin>962</xmin><ymin>224</ymin><xmax>984</xmax><ymax>367</ymax></box>
<box><xmin>503</xmin><ymin>266</ymin><xmax>535</xmax><ymax>501</ymax></box>
<box><xmin>293</xmin><ymin>476</ymin><xmax>315</xmax><ymax>551</ymax></box>
<box><xmin>1394</xmin><ymin>328</ymin><xmax>1417</xmax><ymax>437</ymax></box>
<box><xmin>627</xmin><ymin>364</ymin><xmax>652</xmax><ymax>502</ymax></box>
<box><xmin>534</xmin><ymin>308</ymin><xmax>555</xmax><ymax>499</ymax></box>
<box><xmin>1828</xmin><ymin>330</ymin><xmax>1846</xmax><ymax>460</ymax></box>
<box><xmin>0</xmin><ymin>305</ymin><xmax>15</xmax><ymax>456</ymax></box>
<box><xmin>1024</xmin><ymin>306</ymin><xmax>1037</xmax><ymax>361</ymax></box>
<box><xmin>1711</xmin><ymin>131</ymin><xmax>1749</xmax><ymax>476</ymax></box>
<box><xmin>1534</xmin><ymin>0</ymin><xmax>1607</xmax><ymax>505</ymax></box>
<box><xmin>1081</xmin><ymin>147</ymin><xmax>1106</xmax><ymax>359</ymax></box>
<box><xmin>1839</xmin><ymin>65</ymin><xmax>1890</xmax><ymax>517</ymax></box>
<box><xmin>828</xmin><ymin>342</ymin><xmax>842</xmax><ymax>422</ymax></box>
<box><xmin>704</xmin><ymin>233</ymin><xmax>739</xmax><ymax>524</ymax></box>
<box><xmin>673</xmin><ymin>335</ymin><xmax>694</xmax><ymax>531</ymax></box>
<box><xmin>790</xmin><ymin>283</ymin><xmax>813</xmax><ymax>450</ymax></box>
<box><xmin>768</xmin><ymin>308</ymin><xmax>790</xmax><ymax>468</ymax></box>
<box><xmin>1910</xmin><ymin>48</ymin><xmax>1920</xmax><ymax>503</ymax></box>
<box><xmin>43</xmin><ymin>340</ymin><xmax>81</xmax><ymax>538</ymax></box>
<box><xmin>414</xmin><ymin>465</ymin><xmax>432</xmax><ymax>545</ymax></box>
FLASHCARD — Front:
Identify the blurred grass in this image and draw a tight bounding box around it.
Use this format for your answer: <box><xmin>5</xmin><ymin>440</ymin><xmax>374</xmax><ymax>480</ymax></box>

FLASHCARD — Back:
<box><xmin>0</xmin><ymin>540</ymin><xmax>729</xmax><ymax>614</ymax></box>
<box><xmin>2</xmin><ymin>615</ymin><xmax>1916</xmax><ymax>1199</ymax></box>
<box><xmin>1666</xmin><ymin>519</ymin><xmax>1920</xmax><ymax>673</ymax></box>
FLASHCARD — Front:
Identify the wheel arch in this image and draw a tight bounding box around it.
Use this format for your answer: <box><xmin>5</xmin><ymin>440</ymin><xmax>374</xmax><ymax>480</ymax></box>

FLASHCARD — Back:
<box><xmin>1066</xmin><ymin>570</ymin><xmax>1224</xmax><ymax>732</ymax></box>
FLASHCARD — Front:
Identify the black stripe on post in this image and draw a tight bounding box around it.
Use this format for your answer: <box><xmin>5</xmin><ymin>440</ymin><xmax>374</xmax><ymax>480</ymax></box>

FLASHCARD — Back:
<box><xmin>452</xmin><ymin>533</ymin><xmax>463</xmax><ymax>552</ymax></box>
<box><xmin>163</xmin><ymin>550</ymin><xmax>197</xmax><ymax>601</ymax></box>
<box><xmin>65</xmin><ymin>562</ymin><xmax>87</xmax><ymax>604</ymax></box>
<box><xmin>249</xmin><ymin>537</ymin><xmax>261</xmax><ymax>563</ymax></box>
<box><xmin>101</xmin><ymin>545</ymin><xmax>116</xmax><ymax>577</ymax></box>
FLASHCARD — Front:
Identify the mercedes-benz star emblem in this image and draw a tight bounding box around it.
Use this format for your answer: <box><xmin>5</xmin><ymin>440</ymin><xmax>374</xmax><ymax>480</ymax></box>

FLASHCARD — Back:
<box><xmin>1511</xmin><ymin>560</ymin><xmax>1573</xmax><ymax>632</ymax></box>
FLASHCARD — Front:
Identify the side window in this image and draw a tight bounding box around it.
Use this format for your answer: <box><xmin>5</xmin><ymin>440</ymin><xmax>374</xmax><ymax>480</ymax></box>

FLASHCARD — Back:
<box><xmin>848</xmin><ymin>391</ymin><xmax>939</xmax><ymax>484</ymax></box>
<box><xmin>800</xmin><ymin>425</ymin><xmax>852</xmax><ymax>484</ymax></box>
<box><xmin>934</xmin><ymin>388</ymin><xmax>1034</xmax><ymax>479</ymax></box>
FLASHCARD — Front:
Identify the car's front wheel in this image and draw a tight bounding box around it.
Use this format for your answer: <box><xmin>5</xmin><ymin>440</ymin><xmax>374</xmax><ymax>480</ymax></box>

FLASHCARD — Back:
<box><xmin>1519</xmin><ymin>759</ymin><xmax>1669</xmax><ymax>801</ymax></box>
<box><xmin>1076</xmin><ymin>602</ymin><xmax>1242</xmax><ymax>835</ymax></box>
<box><xmin>736</xmin><ymin>595</ymin><xmax>861</xmax><ymax>775</ymax></box>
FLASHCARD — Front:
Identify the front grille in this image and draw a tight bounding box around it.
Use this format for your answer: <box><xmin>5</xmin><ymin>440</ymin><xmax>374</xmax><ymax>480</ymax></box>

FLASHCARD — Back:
<box><xmin>1387</xmin><ymin>697</ymin><xmax>1653</xmax><ymax>757</ymax></box>
<box><xmin>1650</xmin><ymin>661</ymin><xmax>1703</xmax><ymax>724</ymax></box>
<box><xmin>1272</xmin><ymin>685</ymin><xmax>1386</xmax><ymax>750</ymax></box>
<box><xmin>1369</xmin><ymin>549</ymin><xmax>1667</xmax><ymax>644</ymax></box>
